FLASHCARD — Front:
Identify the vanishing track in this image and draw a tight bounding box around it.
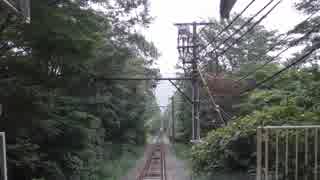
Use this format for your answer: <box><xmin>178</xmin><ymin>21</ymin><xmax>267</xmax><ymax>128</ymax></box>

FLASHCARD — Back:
<box><xmin>137</xmin><ymin>137</ymin><xmax>167</xmax><ymax>180</ymax></box>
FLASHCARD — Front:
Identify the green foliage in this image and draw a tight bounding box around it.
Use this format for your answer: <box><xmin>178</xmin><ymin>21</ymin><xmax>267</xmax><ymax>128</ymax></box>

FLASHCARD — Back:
<box><xmin>173</xmin><ymin>1</ymin><xmax>320</xmax><ymax>177</ymax></box>
<box><xmin>190</xmin><ymin>66</ymin><xmax>320</xmax><ymax>175</ymax></box>
<box><xmin>191</xmin><ymin>105</ymin><xmax>318</xmax><ymax>173</ymax></box>
<box><xmin>199</xmin><ymin>16</ymin><xmax>280</xmax><ymax>73</ymax></box>
<box><xmin>172</xmin><ymin>17</ymin><xmax>281</xmax><ymax>142</ymax></box>
<box><xmin>100</xmin><ymin>145</ymin><xmax>144</xmax><ymax>180</ymax></box>
<box><xmin>0</xmin><ymin>0</ymin><xmax>160</xmax><ymax>180</ymax></box>
<box><xmin>173</xmin><ymin>143</ymin><xmax>190</xmax><ymax>161</ymax></box>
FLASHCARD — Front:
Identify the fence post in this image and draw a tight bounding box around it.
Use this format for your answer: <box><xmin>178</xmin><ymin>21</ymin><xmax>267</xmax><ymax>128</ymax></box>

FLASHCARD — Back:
<box><xmin>257</xmin><ymin>127</ymin><xmax>262</xmax><ymax>180</ymax></box>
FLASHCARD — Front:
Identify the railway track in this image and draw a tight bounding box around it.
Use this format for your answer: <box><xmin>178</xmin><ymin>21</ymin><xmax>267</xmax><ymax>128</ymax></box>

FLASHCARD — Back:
<box><xmin>137</xmin><ymin>138</ymin><xmax>167</xmax><ymax>180</ymax></box>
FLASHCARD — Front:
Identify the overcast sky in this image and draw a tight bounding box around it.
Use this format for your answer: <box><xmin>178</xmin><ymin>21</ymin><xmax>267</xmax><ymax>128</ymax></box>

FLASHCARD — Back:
<box><xmin>143</xmin><ymin>0</ymin><xmax>304</xmax><ymax>107</ymax></box>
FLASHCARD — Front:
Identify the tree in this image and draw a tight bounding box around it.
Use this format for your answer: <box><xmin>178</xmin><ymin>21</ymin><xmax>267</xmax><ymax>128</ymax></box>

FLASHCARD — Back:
<box><xmin>0</xmin><ymin>0</ymin><xmax>160</xmax><ymax>180</ymax></box>
<box><xmin>173</xmin><ymin>16</ymin><xmax>281</xmax><ymax>142</ymax></box>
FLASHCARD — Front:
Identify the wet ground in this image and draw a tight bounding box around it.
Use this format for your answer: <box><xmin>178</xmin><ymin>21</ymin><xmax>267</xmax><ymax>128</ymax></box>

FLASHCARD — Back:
<box><xmin>121</xmin><ymin>135</ymin><xmax>190</xmax><ymax>180</ymax></box>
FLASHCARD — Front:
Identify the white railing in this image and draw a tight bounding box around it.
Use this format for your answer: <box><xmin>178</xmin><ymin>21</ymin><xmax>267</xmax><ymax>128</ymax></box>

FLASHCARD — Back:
<box><xmin>0</xmin><ymin>132</ymin><xmax>7</xmax><ymax>180</ymax></box>
<box><xmin>257</xmin><ymin>126</ymin><xmax>320</xmax><ymax>180</ymax></box>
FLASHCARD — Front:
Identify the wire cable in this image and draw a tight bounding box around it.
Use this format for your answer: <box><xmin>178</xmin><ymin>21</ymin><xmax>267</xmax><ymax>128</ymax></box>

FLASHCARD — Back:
<box><xmin>240</xmin><ymin>42</ymin><xmax>320</xmax><ymax>95</ymax></box>
<box><xmin>200</xmin><ymin>0</ymin><xmax>282</xmax><ymax>72</ymax></box>
<box><xmin>214</xmin><ymin>0</ymin><xmax>283</xmax><ymax>61</ymax></box>
<box><xmin>220</xmin><ymin>106</ymin><xmax>233</xmax><ymax>120</ymax></box>
<box><xmin>196</xmin><ymin>65</ymin><xmax>226</xmax><ymax>125</ymax></box>
<box><xmin>198</xmin><ymin>0</ymin><xmax>258</xmax><ymax>54</ymax></box>
<box><xmin>200</xmin><ymin>0</ymin><xmax>317</xmax><ymax>73</ymax></box>
<box><xmin>199</xmin><ymin>9</ymin><xmax>318</xmax><ymax>82</ymax></box>
<box><xmin>235</xmin><ymin>22</ymin><xmax>320</xmax><ymax>83</ymax></box>
<box><xmin>202</xmin><ymin>73</ymin><xmax>235</xmax><ymax>120</ymax></box>
<box><xmin>202</xmin><ymin>0</ymin><xmax>276</xmax><ymax>56</ymax></box>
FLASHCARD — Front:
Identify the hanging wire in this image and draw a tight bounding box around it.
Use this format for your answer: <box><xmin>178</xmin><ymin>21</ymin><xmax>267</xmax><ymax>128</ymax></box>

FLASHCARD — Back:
<box><xmin>235</xmin><ymin>20</ymin><xmax>320</xmax><ymax>83</ymax></box>
<box><xmin>196</xmin><ymin>65</ymin><xmax>226</xmax><ymax>125</ymax></box>
<box><xmin>198</xmin><ymin>0</ymin><xmax>258</xmax><ymax>54</ymax></box>
<box><xmin>213</xmin><ymin>0</ymin><xmax>283</xmax><ymax>62</ymax></box>
<box><xmin>202</xmin><ymin>0</ymin><xmax>276</xmax><ymax>56</ymax></box>
<box><xmin>200</xmin><ymin>0</ymin><xmax>283</xmax><ymax>72</ymax></box>
<box><xmin>240</xmin><ymin>42</ymin><xmax>320</xmax><ymax>95</ymax></box>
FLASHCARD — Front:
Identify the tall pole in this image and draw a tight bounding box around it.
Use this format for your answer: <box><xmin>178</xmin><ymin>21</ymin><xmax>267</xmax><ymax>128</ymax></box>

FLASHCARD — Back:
<box><xmin>176</xmin><ymin>22</ymin><xmax>214</xmax><ymax>142</ymax></box>
<box><xmin>191</xmin><ymin>22</ymin><xmax>201</xmax><ymax>141</ymax></box>
<box><xmin>171</xmin><ymin>96</ymin><xmax>175</xmax><ymax>142</ymax></box>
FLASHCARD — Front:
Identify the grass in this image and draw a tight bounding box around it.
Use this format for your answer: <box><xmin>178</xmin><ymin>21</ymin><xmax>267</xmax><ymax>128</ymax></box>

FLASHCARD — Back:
<box><xmin>195</xmin><ymin>172</ymin><xmax>254</xmax><ymax>180</ymax></box>
<box><xmin>103</xmin><ymin>145</ymin><xmax>144</xmax><ymax>180</ymax></box>
<box><xmin>172</xmin><ymin>143</ymin><xmax>254</xmax><ymax>180</ymax></box>
<box><xmin>172</xmin><ymin>142</ymin><xmax>190</xmax><ymax>160</ymax></box>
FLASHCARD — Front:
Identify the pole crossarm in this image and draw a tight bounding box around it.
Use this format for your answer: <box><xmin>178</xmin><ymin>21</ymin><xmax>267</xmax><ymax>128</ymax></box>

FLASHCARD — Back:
<box><xmin>174</xmin><ymin>22</ymin><xmax>215</xmax><ymax>26</ymax></box>
<box><xmin>94</xmin><ymin>77</ymin><xmax>192</xmax><ymax>81</ymax></box>
<box><xmin>168</xmin><ymin>80</ymin><xmax>193</xmax><ymax>105</ymax></box>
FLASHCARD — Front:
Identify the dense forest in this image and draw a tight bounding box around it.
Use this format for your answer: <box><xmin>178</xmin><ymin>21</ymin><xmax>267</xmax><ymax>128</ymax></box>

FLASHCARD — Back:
<box><xmin>2</xmin><ymin>0</ymin><xmax>320</xmax><ymax>180</ymax></box>
<box><xmin>0</xmin><ymin>0</ymin><xmax>161</xmax><ymax>180</ymax></box>
<box><xmin>165</xmin><ymin>0</ymin><xmax>320</xmax><ymax>177</ymax></box>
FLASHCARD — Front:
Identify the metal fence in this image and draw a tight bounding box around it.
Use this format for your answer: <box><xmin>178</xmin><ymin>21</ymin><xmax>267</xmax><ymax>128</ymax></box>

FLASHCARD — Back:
<box><xmin>0</xmin><ymin>132</ymin><xmax>7</xmax><ymax>180</ymax></box>
<box><xmin>257</xmin><ymin>126</ymin><xmax>320</xmax><ymax>180</ymax></box>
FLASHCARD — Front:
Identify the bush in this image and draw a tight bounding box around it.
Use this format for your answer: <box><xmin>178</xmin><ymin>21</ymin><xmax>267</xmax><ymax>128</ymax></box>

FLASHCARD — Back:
<box><xmin>190</xmin><ymin>105</ymin><xmax>320</xmax><ymax>174</ymax></box>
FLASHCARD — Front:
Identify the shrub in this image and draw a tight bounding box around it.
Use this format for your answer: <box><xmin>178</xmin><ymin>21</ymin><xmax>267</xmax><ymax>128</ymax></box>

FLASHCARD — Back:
<box><xmin>190</xmin><ymin>105</ymin><xmax>320</xmax><ymax>174</ymax></box>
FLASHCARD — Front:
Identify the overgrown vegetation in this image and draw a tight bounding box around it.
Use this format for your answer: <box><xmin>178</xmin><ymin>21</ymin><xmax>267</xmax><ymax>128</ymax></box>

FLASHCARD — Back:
<box><xmin>168</xmin><ymin>0</ymin><xmax>320</xmax><ymax>177</ymax></box>
<box><xmin>0</xmin><ymin>0</ymin><xmax>160</xmax><ymax>180</ymax></box>
<box><xmin>104</xmin><ymin>145</ymin><xmax>144</xmax><ymax>180</ymax></box>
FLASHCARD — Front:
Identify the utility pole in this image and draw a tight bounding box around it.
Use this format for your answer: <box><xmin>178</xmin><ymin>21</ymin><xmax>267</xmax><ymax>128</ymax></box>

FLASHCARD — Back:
<box><xmin>171</xmin><ymin>96</ymin><xmax>175</xmax><ymax>142</ymax></box>
<box><xmin>191</xmin><ymin>23</ymin><xmax>201</xmax><ymax>142</ymax></box>
<box><xmin>176</xmin><ymin>22</ymin><xmax>214</xmax><ymax>142</ymax></box>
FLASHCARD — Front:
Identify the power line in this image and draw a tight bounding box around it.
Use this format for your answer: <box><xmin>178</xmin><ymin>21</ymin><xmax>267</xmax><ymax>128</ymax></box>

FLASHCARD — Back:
<box><xmin>196</xmin><ymin>65</ymin><xmax>226</xmax><ymax>125</ymax></box>
<box><xmin>168</xmin><ymin>80</ymin><xmax>193</xmax><ymax>105</ymax></box>
<box><xmin>200</xmin><ymin>0</ymin><xmax>317</xmax><ymax>75</ymax></box>
<box><xmin>200</xmin><ymin>0</ymin><xmax>282</xmax><ymax>72</ymax></box>
<box><xmin>240</xmin><ymin>42</ymin><xmax>320</xmax><ymax>95</ymax></box>
<box><xmin>202</xmin><ymin>0</ymin><xmax>276</xmax><ymax>56</ymax></box>
<box><xmin>93</xmin><ymin>77</ymin><xmax>192</xmax><ymax>81</ymax></box>
<box><xmin>202</xmin><ymin>73</ymin><xmax>235</xmax><ymax>121</ymax></box>
<box><xmin>198</xmin><ymin>0</ymin><xmax>257</xmax><ymax>54</ymax></box>
<box><xmin>213</xmin><ymin>0</ymin><xmax>283</xmax><ymax>61</ymax></box>
<box><xmin>199</xmin><ymin>8</ymin><xmax>319</xmax><ymax>83</ymax></box>
<box><xmin>235</xmin><ymin>22</ymin><xmax>320</xmax><ymax>83</ymax></box>
<box><xmin>220</xmin><ymin>106</ymin><xmax>233</xmax><ymax>119</ymax></box>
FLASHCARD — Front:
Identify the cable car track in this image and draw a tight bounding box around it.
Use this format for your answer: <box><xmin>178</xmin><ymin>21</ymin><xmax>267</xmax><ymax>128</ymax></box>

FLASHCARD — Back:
<box><xmin>137</xmin><ymin>138</ymin><xmax>167</xmax><ymax>180</ymax></box>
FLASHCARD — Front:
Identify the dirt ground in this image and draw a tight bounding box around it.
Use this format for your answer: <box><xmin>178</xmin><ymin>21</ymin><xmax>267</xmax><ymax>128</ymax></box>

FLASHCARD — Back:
<box><xmin>121</xmin><ymin>136</ymin><xmax>190</xmax><ymax>180</ymax></box>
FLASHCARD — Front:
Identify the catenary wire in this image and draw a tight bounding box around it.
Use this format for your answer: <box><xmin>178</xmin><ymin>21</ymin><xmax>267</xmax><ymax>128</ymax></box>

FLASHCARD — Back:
<box><xmin>200</xmin><ymin>0</ymin><xmax>283</xmax><ymax>71</ymax></box>
<box><xmin>235</xmin><ymin>22</ymin><xmax>320</xmax><ymax>83</ymax></box>
<box><xmin>201</xmin><ymin>0</ymin><xmax>276</xmax><ymax>56</ymax></box>
<box><xmin>198</xmin><ymin>0</ymin><xmax>258</xmax><ymax>54</ymax></box>
<box><xmin>213</xmin><ymin>0</ymin><xmax>283</xmax><ymax>62</ymax></box>
<box><xmin>240</xmin><ymin>42</ymin><xmax>320</xmax><ymax>95</ymax></box>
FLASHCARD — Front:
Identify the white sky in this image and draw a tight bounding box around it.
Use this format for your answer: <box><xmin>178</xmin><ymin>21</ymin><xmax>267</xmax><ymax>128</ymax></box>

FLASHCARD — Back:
<box><xmin>143</xmin><ymin>0</ymin><xmax>306</xmax><ymax>107</ymax></box>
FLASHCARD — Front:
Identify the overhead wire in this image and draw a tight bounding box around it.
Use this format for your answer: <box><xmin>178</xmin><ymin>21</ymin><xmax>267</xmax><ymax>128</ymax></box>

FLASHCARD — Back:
<box><xmin>240</xmin><ymin>42</ymin><xmax>320</xmax><ymax>95</ymax></box>
<box><xmin>220</xmin><ymin>106</ymin><xmax>233</xmax><ymax>119</ymax></box>
<box><xmin>201</xmin><ymin>0</ymin><xmax>276</xmax><ymax>56</ymax></box>
<box><xmin>194</xmin><ymin>0</ymin><xmax>282</xmax><ymax>124</ymax></box>
<box><xmin>213</xmin><ymin>0</ymin><xmax>283</xmax><ymax>61</ymax></box>
<box><xmin>200</xmin><ymin>0</ymin><xmax>282</xmax><ymax>71</ymax></box>
<box><xmin>198</xmin><ymin>0</ymin><xmax>258</xmax><ymax>54</ymax></box>
<box><xmin>190</xmin><ymin>0</ymin><xmax>317</xmax><ymax>123</ymax></box>
<box><xmin>177</xmin><ymin>0</ymin><xmax>297</xmax><ymax>124</ymax></box>
<box><xmin>200</xmin><ymin>0</ymin><xmax>317</xmax><ymax>69</ymax></box>
<box><xmin>196</xmin><ymin>65</ymin><xmax>227</xmax><ymax>125</ymax></box>
<box><xmin>192</xmin><ymin>0</ymin><xmax>278</xmax><ymax>124</ymax></box>
<box><xmin>235</xmin><ymin>21</ymin><xmax>320</xmax><ymax>83</ymax></box>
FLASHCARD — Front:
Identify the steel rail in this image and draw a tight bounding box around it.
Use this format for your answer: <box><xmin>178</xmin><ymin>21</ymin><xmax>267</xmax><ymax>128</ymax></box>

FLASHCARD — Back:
<box><xmin>137</xmin><ymin>136</ymin><xmax>167</xmax><ymax>180</ymax></box>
